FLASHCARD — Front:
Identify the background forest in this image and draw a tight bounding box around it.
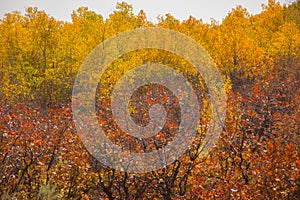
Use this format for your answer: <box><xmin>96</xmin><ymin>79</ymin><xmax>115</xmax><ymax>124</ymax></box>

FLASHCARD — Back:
<box><xmin>0</xmin><ymin>0</ymin><xmax>299</xmax><ymax>199</ymax></box>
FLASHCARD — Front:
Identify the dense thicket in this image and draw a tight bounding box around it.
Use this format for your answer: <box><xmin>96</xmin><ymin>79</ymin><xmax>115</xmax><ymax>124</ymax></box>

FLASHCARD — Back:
<box><xmin>0</xmin><ymin>0</ymin><xmax>299</xmax><ymax>199</ymax></box>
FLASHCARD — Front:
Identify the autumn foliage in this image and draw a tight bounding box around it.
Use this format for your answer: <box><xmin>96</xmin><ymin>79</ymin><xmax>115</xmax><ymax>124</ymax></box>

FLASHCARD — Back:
<box><xmin>0</xmin><ymin>0</ymin><xmax>299</xmax><ymax>199</ymax></box>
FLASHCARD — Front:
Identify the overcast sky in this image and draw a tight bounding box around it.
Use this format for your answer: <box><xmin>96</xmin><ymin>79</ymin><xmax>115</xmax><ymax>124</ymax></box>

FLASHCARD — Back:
<box><xmin>0</xmin><ymin>0</ymin><xmax>290</xmax><ymax>23</ymax></box>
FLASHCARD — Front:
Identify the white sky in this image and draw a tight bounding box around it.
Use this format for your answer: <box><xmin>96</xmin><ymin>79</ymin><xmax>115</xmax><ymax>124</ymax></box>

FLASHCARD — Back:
<box><xmin>0</xmin><ymin>0</ymin><xmax>290</xmax><ymax>23</ymax></box>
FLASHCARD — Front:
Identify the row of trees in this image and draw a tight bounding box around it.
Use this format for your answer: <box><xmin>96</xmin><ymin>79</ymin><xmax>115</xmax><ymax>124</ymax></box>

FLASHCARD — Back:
<box><xmin>0</xmin><ymin>0</ymin><xmax>299</xmax><ymax>199</ymax></box>
<box><xmin>1</xmin><ymin>1</ymin><xmax>299</xmax><ymax>106</ymax></box>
